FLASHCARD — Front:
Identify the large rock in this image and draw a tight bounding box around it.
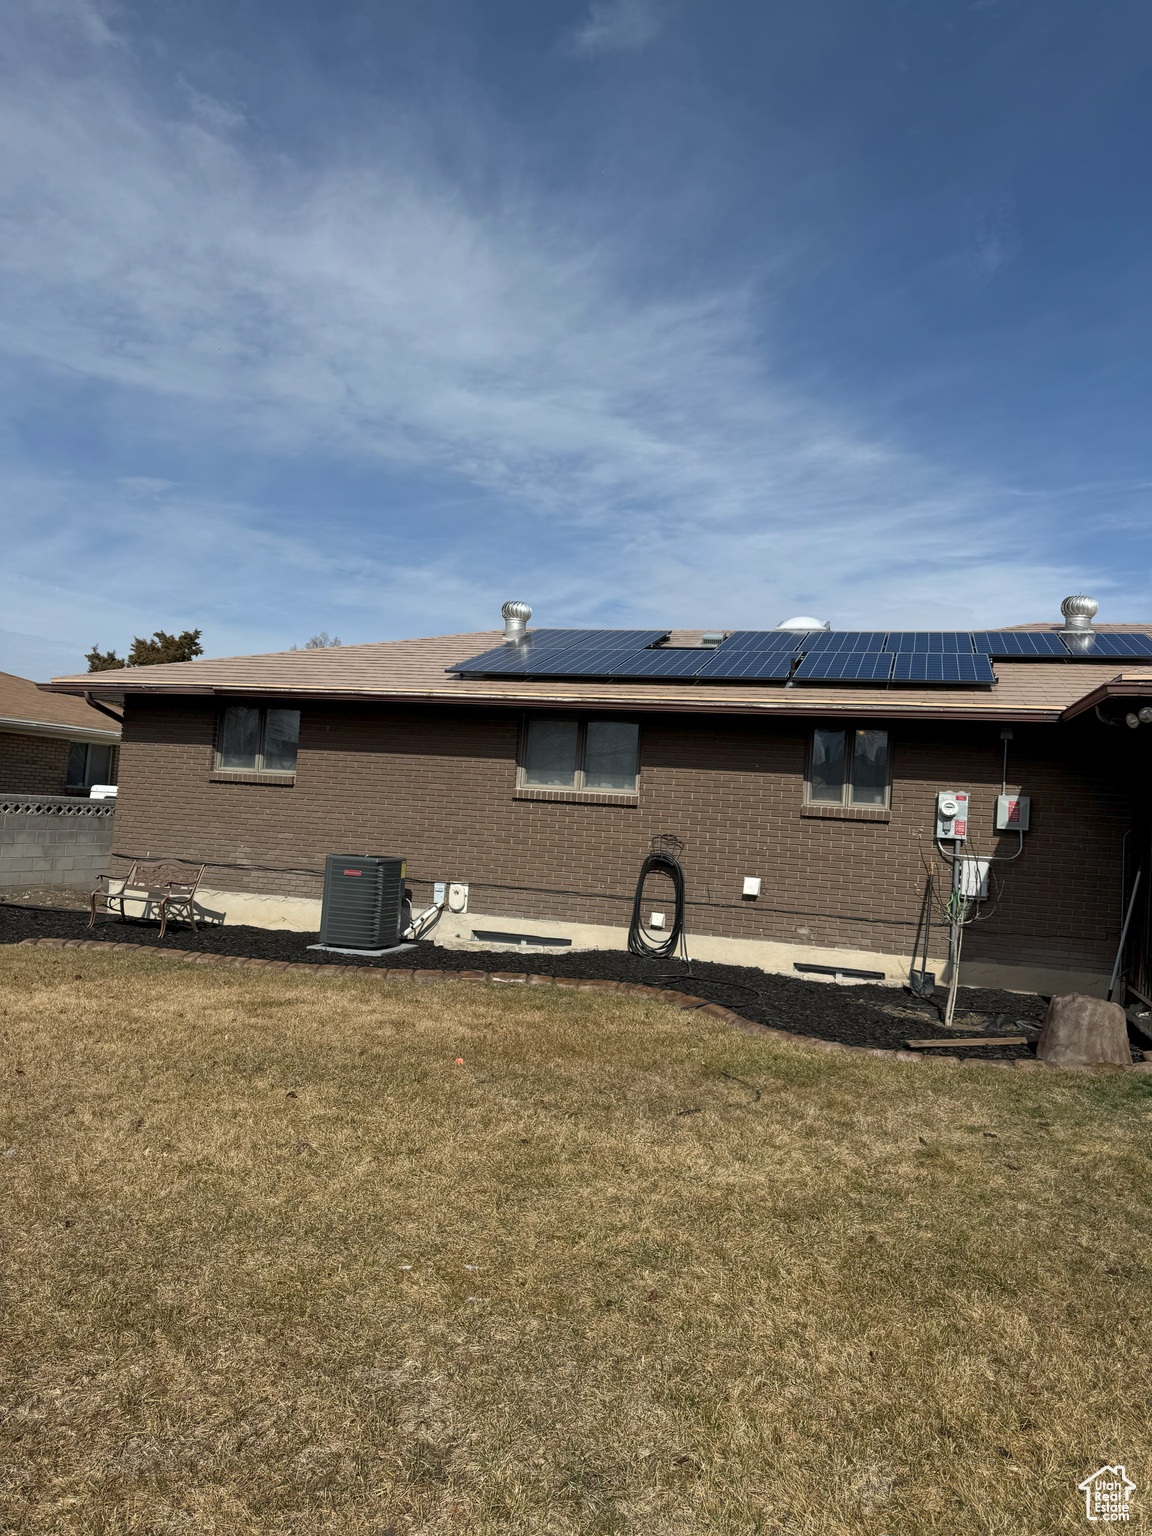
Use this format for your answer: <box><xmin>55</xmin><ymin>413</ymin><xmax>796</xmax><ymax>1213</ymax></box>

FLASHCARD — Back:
<box><xmin>1036</xmin><ymin>994</ymin><xmax>1132</xmax><ymax>1067</ymax></box>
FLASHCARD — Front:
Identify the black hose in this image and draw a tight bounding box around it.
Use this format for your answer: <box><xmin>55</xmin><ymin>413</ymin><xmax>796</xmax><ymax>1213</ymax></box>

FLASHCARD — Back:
<box><xmin>627</xmin><ymin>849</ymin><xmax>688</xmax><ymax>960</ymax></box>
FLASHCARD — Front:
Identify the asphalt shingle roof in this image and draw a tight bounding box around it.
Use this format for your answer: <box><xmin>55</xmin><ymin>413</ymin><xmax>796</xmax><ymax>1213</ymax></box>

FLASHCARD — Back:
<box><xmin>42</xmin><ymin>627</ymin><xmax>1152</xmax><ymax>724</ymax></box>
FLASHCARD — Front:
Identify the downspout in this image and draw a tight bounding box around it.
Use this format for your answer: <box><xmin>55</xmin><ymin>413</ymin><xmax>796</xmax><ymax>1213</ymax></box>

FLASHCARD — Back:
<box><xmin>84</xmin><ymin>692</ymin><xmax>125</xmax><ymax>726</ymax></box>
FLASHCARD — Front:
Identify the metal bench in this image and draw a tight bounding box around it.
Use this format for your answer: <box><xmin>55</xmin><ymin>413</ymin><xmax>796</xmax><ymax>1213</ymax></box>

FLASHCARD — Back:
<box><xmin>89</xmin><ymin>860</ymin><xmax>206</xmax><ymax>939</ymax></box>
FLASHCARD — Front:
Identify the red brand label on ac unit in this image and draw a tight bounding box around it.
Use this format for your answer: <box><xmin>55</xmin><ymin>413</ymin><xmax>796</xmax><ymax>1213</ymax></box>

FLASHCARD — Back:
<box><xmin>344</xmin><ymin>869</ymin><xmax>362</xmax><ymax>875</ymax></box>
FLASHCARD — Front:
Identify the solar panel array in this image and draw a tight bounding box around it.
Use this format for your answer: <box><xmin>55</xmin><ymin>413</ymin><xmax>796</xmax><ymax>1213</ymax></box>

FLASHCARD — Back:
<box><xmin>448</xmin><ymin>626</ymin><xmax>1152</xmax><ymax>687</ymax></box>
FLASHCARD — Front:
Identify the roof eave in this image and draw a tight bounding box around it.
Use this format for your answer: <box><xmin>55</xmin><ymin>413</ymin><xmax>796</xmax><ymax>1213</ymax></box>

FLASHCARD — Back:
<box><xmin>1060</xmin><ymin>676</ymin><xmax>1152</xmax><ymax>721</ymax></box>
<box><xmin>46</xmin><ymin>678</ymin><xmax>1068</xmax><ymax>722</ymax></box>
<box><xmin>0</xmin><ymin>715</ymin><xmax>121</xmax><ymax>743</ymax></box>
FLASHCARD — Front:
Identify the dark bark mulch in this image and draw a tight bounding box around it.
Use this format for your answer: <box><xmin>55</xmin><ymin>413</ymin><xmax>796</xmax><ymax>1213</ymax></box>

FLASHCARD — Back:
<box><xmin>0</xmin><ymin>900</ymin><xmax>1070</xmax><ymax>1059</ymax></box>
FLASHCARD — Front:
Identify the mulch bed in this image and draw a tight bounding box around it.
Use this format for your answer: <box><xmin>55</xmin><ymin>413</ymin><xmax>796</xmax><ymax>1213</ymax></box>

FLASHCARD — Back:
<box><xmin>0</xmin><ymin>900</ymin><xmax>1067</xmax><ymax>1059</ymax></box>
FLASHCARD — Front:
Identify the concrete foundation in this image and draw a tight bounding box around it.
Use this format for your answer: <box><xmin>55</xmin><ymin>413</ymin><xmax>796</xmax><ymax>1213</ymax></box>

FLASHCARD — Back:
<box><xmin>186</xmin><ymin>885</ymin><xmax>1106</xmax><ymax>998</ymax></box>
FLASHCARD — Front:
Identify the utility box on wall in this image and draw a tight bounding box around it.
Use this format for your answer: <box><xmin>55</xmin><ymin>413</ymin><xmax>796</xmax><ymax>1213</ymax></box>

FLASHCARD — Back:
<box><xmin>319</xmin><ymin>855</ymin><xmax>407</xmax><ymax>950</ymax></box>
<box><xmin>996</xmin><ymin>794</ymin><xmax>1031</xmax><ymax>831</ymax></box>
<box><xmin>935</xmin><ymin>790</ymin><xmax>970</xmax><ymax>841</ymax></box>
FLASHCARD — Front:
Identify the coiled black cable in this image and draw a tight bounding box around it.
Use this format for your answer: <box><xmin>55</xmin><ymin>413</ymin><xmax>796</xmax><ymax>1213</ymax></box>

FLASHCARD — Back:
<box><xmin>627</xmin><ymin>847</ymin><xmax>689</xmax><ymax>960</ymax></box>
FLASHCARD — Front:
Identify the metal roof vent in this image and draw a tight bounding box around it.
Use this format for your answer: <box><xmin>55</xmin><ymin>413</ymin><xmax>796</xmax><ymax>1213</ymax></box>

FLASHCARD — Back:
<box><xmin>501</xmin><ymin>599</ymin><xmax>532</xmax><ymax>643</ymax></box>
<box><xmin>776</xmin><ymin>615</ymin><xmax>831</xmax><ymax>631</ymax></box>
<box><xmin>1059</xmin><ymin>594</ymin><xmax>1098</xmax><ymax>634</ymax></box>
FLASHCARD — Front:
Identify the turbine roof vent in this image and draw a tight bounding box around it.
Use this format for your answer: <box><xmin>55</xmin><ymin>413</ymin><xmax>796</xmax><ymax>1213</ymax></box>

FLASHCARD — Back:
<box><xmin>501</xmin><ymin>599</ymin><xmax>532</xmax><ymax>643</ymax></box>
<box><xmin>1059</xmin><ymin>594</ymin><xmax>1098</xmax><ymax>633</ymax></box>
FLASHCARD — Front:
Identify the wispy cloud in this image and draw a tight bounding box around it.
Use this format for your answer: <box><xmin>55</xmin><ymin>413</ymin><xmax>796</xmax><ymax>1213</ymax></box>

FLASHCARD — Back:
<box><xmin>0</xmin><ymin>1</ymin><xmax>1127</xmax><ymax>662</ymax></box>
<box><xmin>563</xmin><ymin>0</ymin><xmax>668</xmax><ymax>58</ymax></box>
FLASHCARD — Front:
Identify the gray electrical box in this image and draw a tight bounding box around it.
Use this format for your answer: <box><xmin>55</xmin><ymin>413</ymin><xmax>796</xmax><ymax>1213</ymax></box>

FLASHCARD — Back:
<box><xmin>995</xmin><ymin>795</ymin><xmax>1030</xmax><ymax>831</ymax></box>
<box><xmin>319</xmin><ymin>855</ymin><xmax>407</xmax><ymax>950</ymax></box>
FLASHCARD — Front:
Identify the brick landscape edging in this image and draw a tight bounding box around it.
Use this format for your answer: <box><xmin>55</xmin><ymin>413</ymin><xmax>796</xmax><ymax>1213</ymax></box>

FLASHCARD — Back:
<box><xmin>16</xmin><ymin>936</ymin><xmax>1150</xmax><ymax>1074</ymax></box>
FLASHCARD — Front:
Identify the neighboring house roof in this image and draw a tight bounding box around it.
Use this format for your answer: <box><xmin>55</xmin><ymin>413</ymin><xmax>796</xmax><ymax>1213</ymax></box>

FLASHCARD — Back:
<box><xmin>1</xmin><ymin>669</ymin><xmax>121</xmax><ymax>743</ymax></box>
<box><xmin>40</xmin><ymin>626</ymin><xmax>1152</xmax><ymax>724</ymax></box>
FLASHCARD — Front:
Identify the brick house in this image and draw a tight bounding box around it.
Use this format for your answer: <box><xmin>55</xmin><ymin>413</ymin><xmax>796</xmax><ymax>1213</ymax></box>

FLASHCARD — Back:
<box><xmin>0</xmin><ymin>670</ymin><xmax>121</xmax><ymax>796</ymax></box>
<box><xmin>41</xmin><ymin>605</ymin><xmax>1152</xmax><ymax>996</ymax></box>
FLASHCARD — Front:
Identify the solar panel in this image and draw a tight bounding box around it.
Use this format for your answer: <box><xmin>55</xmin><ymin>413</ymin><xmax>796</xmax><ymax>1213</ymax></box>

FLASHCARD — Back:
<box><xmin>694</xmin><ymin>649</ymin><xmax>796</xmax><ymax>682</ymax></box>
<box><xmin>448</xmin><ymin>632</ymin><xmax>667</xmax><ymax>674</ymax></box>
<box><xmin>604</xmin><ymin>649</ymin><xmax>712</xmax><ymax>679</ymax></box>
<box><xmin>519</xmin><ymin>628</ymin><xmax>669</xmax><ymax>651</ymax></box>
<box><xmin>891</xmin><ymin>653</ymin><xmax>997</xmax><ymax>684</ymax></box>
<box><xmin>511</xmin><ymin>649</ymin><xmax>645</xmax><ymax>677</ymax></box>
<box><xmin>792</xmin><ymin>652</ymin><xmax>895</xmax><ymax>683</ymax></box>
<box><xmin>884</xmin><ymin>632</ymin><xmax>976</xmax><ymax>653</ymax></box>
<box><xmin>447</xmin><ymin>645</ymin><xmax>529</xmax><ymax>674</ymax></box>
<box><xmin>1057</xmin><ymin>632</ymin><xmax>1152</xmax><ymax>659</ymax></box>
<box><xmin>970</xmin><ymin>631</ymin><xmax>1069</xmax><ymax>657</ymax></box>
<box><xmin>714</xmin><ymin>630</ymin><xmax>806</xmax><ymax>652</ymax></box>
<box><xmin>797</xmin><ymin>631</ymin><xmax>888</xmax><ymax>654</ymax></box>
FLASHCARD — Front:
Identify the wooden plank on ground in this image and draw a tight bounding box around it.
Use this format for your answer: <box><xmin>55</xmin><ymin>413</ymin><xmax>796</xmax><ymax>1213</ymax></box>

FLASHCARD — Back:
<box><xmin>905</xmin><ymin>1036</ymin><xmax>1029</xmax><ymax>1049</ymax></box>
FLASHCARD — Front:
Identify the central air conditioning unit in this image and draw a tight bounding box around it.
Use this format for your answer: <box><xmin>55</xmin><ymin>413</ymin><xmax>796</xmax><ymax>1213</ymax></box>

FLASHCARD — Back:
<box><xmin>319</xmin><ymin>855</ymin><xmax>407</xmax><ymax>951</ymax></box>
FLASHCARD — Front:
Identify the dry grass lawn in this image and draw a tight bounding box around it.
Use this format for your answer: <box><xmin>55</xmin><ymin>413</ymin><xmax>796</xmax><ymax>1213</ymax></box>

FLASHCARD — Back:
<box><xmin>2</xmin><ymin>947</ymin><xmax>1151</xmax><ymax>1534</ymax></box>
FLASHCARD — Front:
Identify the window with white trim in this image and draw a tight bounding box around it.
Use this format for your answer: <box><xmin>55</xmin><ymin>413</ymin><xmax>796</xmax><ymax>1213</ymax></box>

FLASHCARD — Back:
<box><xmin>806</xmin><ymin>728</ymin><xmax>890</xmax><ymax>808</ymax></box>
<box><xmin>215</xmin><ymin>706</ymin><xmax>300</xmax><ymax>774</ymax></box>
<box><xmin>519</xmin><ymin>719</ymin><xmax>639</xmax><ymax>793</ymax></box>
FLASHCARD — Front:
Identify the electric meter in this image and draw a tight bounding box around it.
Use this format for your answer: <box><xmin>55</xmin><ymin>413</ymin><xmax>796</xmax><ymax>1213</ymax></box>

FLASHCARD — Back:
<box><xmin>936</xmin><ymin>790</ymin><xmax>970</xmax><ymax>841</ymax></box>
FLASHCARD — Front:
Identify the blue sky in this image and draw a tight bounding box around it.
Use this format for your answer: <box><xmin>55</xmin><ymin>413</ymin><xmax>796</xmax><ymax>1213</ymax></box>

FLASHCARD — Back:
<box><xmin>1</xmin><ymin>0</ymin><xmax>1150</xmax><ymax>676</ymax></box>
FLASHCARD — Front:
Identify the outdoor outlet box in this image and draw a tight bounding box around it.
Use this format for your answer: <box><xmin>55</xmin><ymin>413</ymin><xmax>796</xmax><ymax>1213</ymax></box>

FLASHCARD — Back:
<box><xmin>433</xmin><ymin>881</ymin><xmax>447</xmax><ymax>905</ymax></box>
<box><xmin>447</xmin><ymin>882</ymin><xmax>469</xmax><ymax>914</ymax></box>
<box><xmin>936</xmin><ymin>790</ymin><xmax>970</xmax><ymax>841</ymax></box>
<box><xmin>742</xmin><ymin>876</ymin><xmax>762</xmax><ymax>897</ymax></box>
<box><xmin>996</xmin><ymin>794</ymin><xmax>1031</xmax><ymax>831</ymax></box>
<box><xmin>650</xmin><ymin>911</ymin><xmax>666</xmax><ymax>929</ymax></box>
<box><xmin>959</xmin><ymin>857</ymin><xmax>991</xmax><ymax>901</ymax></box>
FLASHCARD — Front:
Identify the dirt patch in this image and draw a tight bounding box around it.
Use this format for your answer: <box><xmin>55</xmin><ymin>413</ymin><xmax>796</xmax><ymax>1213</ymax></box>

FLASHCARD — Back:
<box><xmin>0</xmin><ymin>887</ymin><xmax>90</xmax><ymax>911</ymax></box>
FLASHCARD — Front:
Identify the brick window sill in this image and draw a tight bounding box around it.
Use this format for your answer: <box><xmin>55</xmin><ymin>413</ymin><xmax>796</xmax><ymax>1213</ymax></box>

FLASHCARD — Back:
<box><xmin>801</xmin><ymin>803</ymin><xmax>890</xmax><ymax>822</ymax></box>
<box><xmin>210</xmin><ymin>770</ymin><xmax>297</xmax><ymax>787</ymax></box>
<box><xmin>514</xmin><ymin>787</ymin><xmax>639</xmax><ymax>807</ymax></box>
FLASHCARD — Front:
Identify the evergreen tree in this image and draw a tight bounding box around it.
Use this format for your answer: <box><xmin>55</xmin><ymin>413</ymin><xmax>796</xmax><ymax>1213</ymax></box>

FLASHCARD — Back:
<box><xmin>86</xmin><ymin>646</ymin><xmax>124</xmax><ymax>672</ymax></box>
<box><xmin>86</xmin><ymin>629</ymin><xmax>204</xmax><ymax>671</ymax></box>
<box><xmin>127</xmin><ymin>629</ymin><xmax>204</xmax><ymax>666</ymax></box>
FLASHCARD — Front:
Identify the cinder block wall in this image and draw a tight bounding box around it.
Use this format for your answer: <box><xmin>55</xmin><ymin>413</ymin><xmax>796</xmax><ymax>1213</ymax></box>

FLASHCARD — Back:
<box><xmin>110</xmin><ymin>698</ymin><xmax>1136</xmax><ymax>976</ymax></box>
<box><xmin>0</xmin><ymin>732</ymin><xmax>71</xmax><ymax>796</ymax></box>
<box><xmin>0</xmin><ymin>795</ymin><xmax>116</xmax><ymax>888</ymax></box>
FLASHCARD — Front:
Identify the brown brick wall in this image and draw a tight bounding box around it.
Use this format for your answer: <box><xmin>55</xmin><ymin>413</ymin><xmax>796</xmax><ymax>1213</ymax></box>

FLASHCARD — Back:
<box><xmin>0</xmin><ymin>732</ymin><xmax>72</xmax><ymax>796</ymax></box>
<box><xmin>111</xmin><ymin>698</ymin><xmax>1138</xmax><ymax>973</ymax></box>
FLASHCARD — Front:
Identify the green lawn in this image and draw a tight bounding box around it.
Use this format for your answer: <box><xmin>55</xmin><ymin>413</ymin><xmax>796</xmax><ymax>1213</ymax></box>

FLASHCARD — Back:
<box><xmin>1</xmin><ymin>946</ymin><xmax>1150</xmax><ymax>1533</ymax></box>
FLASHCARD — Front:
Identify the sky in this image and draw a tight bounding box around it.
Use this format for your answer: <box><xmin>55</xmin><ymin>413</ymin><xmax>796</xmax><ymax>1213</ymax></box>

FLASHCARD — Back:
<box><xmin>1</xmin><ymin>0</ymin><xmax>1150</xmax><ymax>677</ymax></box>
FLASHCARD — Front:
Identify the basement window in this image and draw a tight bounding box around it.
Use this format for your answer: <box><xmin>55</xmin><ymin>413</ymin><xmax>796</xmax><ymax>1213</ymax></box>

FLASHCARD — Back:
<box><xmin>215</xmin><ymin>706</ymin><xmax>300</xmax><ymax>775</ymax></box>
<box><xmin>806</xmin><ymin>728</ymin><xmax>890</xmax><ymax>810</ymax></box>
<box><xmin>517</xmin><ymin>719</ymin><xmax>639</xmax><ymax>797</ymax></box>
